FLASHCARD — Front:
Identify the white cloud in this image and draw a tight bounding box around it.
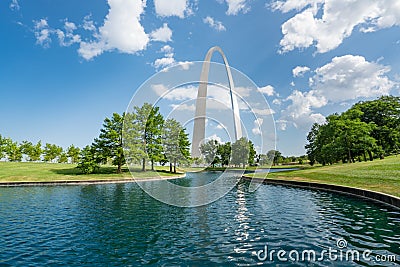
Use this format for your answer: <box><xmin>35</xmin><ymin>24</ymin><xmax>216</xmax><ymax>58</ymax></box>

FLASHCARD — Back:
<box><xmin>281</xmin><ymin>90</ymin><xmax>326</xmax><ymax>130</ymax></box>
<box><xmin>176</xmin><ymin>61</ymin><xmax>194</xmax><ymax>70</ymax></box>
<box><xmin>272</xmin><ymin>98</ymin><xmax>282</xmax><ymax>105</ymax></box>
<box><xmin>258</xmin><ymin>85</ymin><xmax>275</xmax><ymax>96</ymax></box>
<box><xmin>153</xmin><ymin>46</ymin><xmax>194</xmax><ymax>71</ymax></box>
<box><xmin>154</xmin><ymin>0</ymin><xmax>188</xmax><ymax>18</ymax></box>
<box><xmin>82</xmin><ymin>15</ymin><xmax>96</xmax><ymax>32</ymax></box>
<box><xmin>311</xmin><ymin>55</ymin><xmax>395</xmax><ymax>102</ymax></box>
<box><xmin>10</xmin><ymin>0</ymin><xmax>20</xmax><ymax>10</ymax></box>
<box><xmin>273</xmin><ymin>0</ymin><xmax>400</xmax><ymax>53</ymax></box>
<box><xmin>278</xmin><ymin>54</ymin><xmax>397</xmax><ymax>130</ymax></box>
<box><xmin>252</xmin><ymin>108</ymin><xmax>275</xmax><ymax>116</ymax></box>
<box><xmin>78</xmin><ymin>0</ymin><xmax>149</xmax><ymax>60</ymax></box>
<box><xmin>224</xmin><ymin>0</ymin><xmax>249</xmax><ymax>15</ymax></box>
<box><xmin>34</xmin><ymin>19</ymin><xmax>52</xmax><ymax>48</ymax></box>
<box><xmin>154</xmin><ymin>55</ymin><xmax>175</xmax><ymax>69</ymax></box>
<box><xmin>160</xmin><ymin>45</ymin><xmax>173</xmax><ymax>53</ymax></box>
<box><xmin>292</xmin><ymin>66</ymin><xmax>310</xmax><ymax>77</ymax></box>
<box><xmin>252</xmin><ymin>118</ymin><xmax>264</xmax><ymax>135</ymax></box>
<box><xmin>150</xmin><ymin>23</ymin><xmax>172</xmax><ymax>42</ymax></box>
<box><xmin>151</xmin><ymin>84</ymin><xmax>198</xmax><ymax>100</ymax></box>
<box><xmin>270</xmin><ymin>0</ymin><xmax>323</xmax><ymax>13</ymax></box>
<box><xmin>203</xmin><ymin>16</ymin><xmax>226</xmax><ymax>31</ymax></box>
<box><xmin>275</xmin><ymin>119</ymin><xmax>288</xmax><ymax>131</ymax></box>
<box><xmin>56</xmin><ymin>20</ymin><xmax>81</xmax><ymax>47</ymax></box>
<box><xmin>206</xmin><ymin>134</ymin><xmax>224</xmax><ymax>144</ymax></box>
<box><xmin>170</xmin><ymin>103</ymin><xmax>196</xmax><ymax>111</ymax></box>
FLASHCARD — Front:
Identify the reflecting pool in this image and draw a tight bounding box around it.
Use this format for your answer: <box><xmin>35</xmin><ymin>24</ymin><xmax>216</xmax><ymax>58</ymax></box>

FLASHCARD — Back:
<box><xmin>0</xmin><ymin>172</ymin><xmax>399</xmax><ymax>266</ymax></box>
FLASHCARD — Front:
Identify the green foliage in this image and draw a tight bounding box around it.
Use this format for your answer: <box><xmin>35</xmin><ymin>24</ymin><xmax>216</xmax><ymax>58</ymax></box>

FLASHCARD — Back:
<box><xmin>0</xmin><ymin>134</ymin><xmax>5</xmax><ymax>159</ymax></box>
<box><xmin>93</xmin><ymin>113</ymin><xmax>126</xmax><ymax>173</ymax></box>
<box><xmin>43</xmin><ymin>143</ymin><xmax>62</xmax><ymax>163</ymax></box>
<box><xmin>5</xmin><ymin>140</ymin><xmax>22</xmax><ymax>162</ymax></box>
<box><xmin>231</xmin><ymin>137</ymin><xmax>250</xmax><ymax>168</ymax></box>
<box><xmin>77</xmin><ymin>145</ymin><xmax>99</xmax><ymax>174</ymax></box>
<box><xmin>305</xmin><ymin>96</ymin><xmax>400</xmax><ymax>165</ymax></box>
<box><xmin>248</xmin><ymin>140</ymin><xmax>256</xmax><ymax>165</ymax></box>
<box><xmin>144</xmin><ymin>106</ymin><xmax>164</xmax><ymax>171</ymax></box>
<box><xmin>162</xmin><ymin>118</ymin><xmax>191</xmax><ymax>173</ymax></box>
<box><xmin>20</xmin><ymin>141</ymin><xmax>42</xmax><ymax>162</ymax></box>
<box><xmin>58</xmin><ymin>152</ymin><xmax>68</xmax><ymax>163</ymax></box>
<box><xmin>67</xmin><ymin>145</ymin><xmax>80</xmax><ymax>164</ymax></box>
<box><xmin>125</xmin><ymin>103</ymin><xmax>164</xmax><ymax>171</ymax></box>
<box><xmin>200</xmin><ymin>139</ymin><xmax>220</xmax><ymax>167</ymax></box>
<box><xmin>217</xmin><ymin>142</ymin><xmax>231</xmax><ymax>167</ymax></box>
<box><xmin>348</xmin><ymin>95</ymin><xmax>400</xmax><ymax>155</ymax></box>
<box><xmin>266</xmin><ymin>150</ymin><xmax>282</xmax><ymax>166</ymax></box>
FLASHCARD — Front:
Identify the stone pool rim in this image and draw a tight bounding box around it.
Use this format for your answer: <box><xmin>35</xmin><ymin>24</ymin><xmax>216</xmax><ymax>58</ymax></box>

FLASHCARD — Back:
<box><xmin>0</xmin><ymin>173</ymin><xmax>398</xmax><ymax>209</ymax></box>
<box><xmin>0</xmin><ymin>174</ymin><xmax>186</xmax><ymax>187</ymax></box>
<box><xmin>242</xmin><ymin>175</ymin><xmax>400</xmax><ymax>209</ymax></box>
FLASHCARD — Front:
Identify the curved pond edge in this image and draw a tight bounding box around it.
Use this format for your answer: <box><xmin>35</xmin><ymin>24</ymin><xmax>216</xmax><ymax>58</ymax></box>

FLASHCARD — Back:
<box><xmin>0</xmin><ymin>174</ymin><xmax>186</xmax><ymax>187</ymax></box>
<box><xmin>242</xmin><ymin>175</ymin><xmax>400</xmax><ymax>209</ymax></box>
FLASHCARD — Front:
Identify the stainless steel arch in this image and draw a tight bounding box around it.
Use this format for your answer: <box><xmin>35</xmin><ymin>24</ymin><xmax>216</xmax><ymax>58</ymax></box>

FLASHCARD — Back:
<box><xmin>191</xmin><ymin>46</ymin><xmax>243</xmax><ymax>158</ymax></box>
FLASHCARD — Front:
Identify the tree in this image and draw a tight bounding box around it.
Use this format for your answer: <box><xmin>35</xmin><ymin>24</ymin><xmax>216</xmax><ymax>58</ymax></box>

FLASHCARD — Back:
<box><xmin>123</xmin><ymin>111</ymin><xmax>145</xmax><ymax>167</ymax></box>
<box><xmin>0</xmin><ymin>134</ymin><xmax>5</xmax><ymax>159</ymax></box>
<box><xmin>20</xmin><ymin>141</ymin><xmax>33</xmax><ymax>161</ymax></box>
<box><xmin>248</xmin><ymin>140</ymin><xmax>257</xmax><ymax>165</ymax></box>
<box><xmin>200</xmin><ymin>139</ymin><xmax>220</xmax><ymax>168</ymax></box>
<box><xmin>162</xmin><ymin>121</ymin><xmax>191</xmax><ymax>173</ymax></box>
<box><xmin>231</xmin><ymin>137</ymin><xmax>250</xmax><ymax>168</ymax></box>
<box><xmin>30</xmin><ymin>141</ymin><xmax>42</xmax><ymax>162</ymax></box>
<box><xmin>129</xmin><ymin>103</ymin><xmax>164</xmax><ymax>172</ymax></box>
<box><xmin>144</xmin><ymin>106</ymin><xmax>164</xmax><ymax>171</ymax></box>
<box><xmin>58</xmin><ymin>151</ymin><xmax>68</xmax><ymax>163</ymax></box>
<box><xmin>20</xmin><ymin>141</ymin><xmax>42</xmax><ymax>162</ymax></box>
<box><xmin>267</xmin><ymin>150</ymin><xmax>282</xmax><ymax>166</ymax></box>
<box><xmin>258</xmin><ymin>154</ymin><xmax>271</xmax><ymax>166</ymax></box>
<box><xmin>93</xmin><ymin>113</ymin><xmax>125</xmax><ymax>173</ymax></box>
<box><xmin>163</xmin><ymin>119</ymin><xmax>181</xmax><ymax>172</ymax></box>
<box><xmin>43</xmin><ymin>143</ymin><xmax>62</xmax><ymax>163</ymax></box>
<box><xmin>67</xmin><ymin>145</ymin><xmax>80</xmax><ymax>164</ymax></box>
<box><xmin>305</xmin><ymin>123</ymin><xmax>320</xmax><ymax>166</ymax></box>
<box><xmin>217</xmin><ymin>142</ymin><xmax>231</xmax><ymax>167</ymax></box>
<box><xmin>305</xmin><ymin>111</ymin><xmax>379</xmax><ymax>165</ymax></box>
<box><xmin>77</xmin><ymin>145</ymin><xmax>99</xmax><ymax>174</ymax></box>
<box><xmin>349</xmin><ymin>96</ymin><xmax>400</xmax><ymax>155</ymax></box>
<box><xmin>5</xmin><ymin>140</ymin><xmax>22</xmax><ymax>162</ymax></box>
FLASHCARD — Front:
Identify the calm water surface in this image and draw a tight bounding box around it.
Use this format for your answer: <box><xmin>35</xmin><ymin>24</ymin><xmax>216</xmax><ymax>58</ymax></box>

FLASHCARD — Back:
<box><xmin>0</xmin><ymin>172</ymin><xmax>399</xmax><ymax>266</ymax></box>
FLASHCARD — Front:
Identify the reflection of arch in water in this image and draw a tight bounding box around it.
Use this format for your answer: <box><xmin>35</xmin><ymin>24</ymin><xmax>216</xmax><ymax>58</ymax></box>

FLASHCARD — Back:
<box><xmin>191</xmin><ymin>46</ymin><xmax>243</xmax><ymax>158</ymax></box>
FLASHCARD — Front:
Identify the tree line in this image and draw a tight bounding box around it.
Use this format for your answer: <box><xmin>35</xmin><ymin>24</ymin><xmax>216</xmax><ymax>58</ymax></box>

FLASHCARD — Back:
<box><xmin>0</xmin><ymin>136</ymin><xmax>80</xmax><ymax>164</ymax></box>
<box><xmin>306</xmin><ymin>96</ymin><xmax>400</xmax><ymax>165</ymax></box>
<box><xmin>77</xmin><ymin>103</ymin><xmax>191</xmax><ymax>174</ymax></box>
<box><xmin>198</xmin><ymin>138</ymin><xmax>256</xmax><ymax>168</ymax></box>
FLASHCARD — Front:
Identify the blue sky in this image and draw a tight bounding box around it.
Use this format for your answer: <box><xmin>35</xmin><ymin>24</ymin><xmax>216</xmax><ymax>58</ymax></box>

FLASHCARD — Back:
<box><xmin>1</xmin><ymin>0</ymin><xmax>400</xmax><ymax>156</ymax></box>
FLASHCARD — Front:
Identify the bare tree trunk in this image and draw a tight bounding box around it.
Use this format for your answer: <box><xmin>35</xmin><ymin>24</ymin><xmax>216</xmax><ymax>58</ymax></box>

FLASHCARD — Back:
<box><xmin>348</xmin><ymin>149</ymin><xmax>352</xmax><ymax>163</ymax></box>
<box><xmin>151</xmin><ymin>159</ymin><xmax>154</xmax><ymax>171</ymax></box>
<box><xmin>142</xmin><ymin>158</ymin><xmax>146</xmax><ymax>171</ymax></box>
<box><xmin>173</xmin><ymin>159</ymin><xmax>176</xmax><ymax>173</ymax></box>
<box><xmin>368</xmin><ymin>150</ymin><xmax>373</xmax><ymax>161</ymax></box>
<box><xmin>170</xmin><ymin>162</ymin><xmax>172</xmax><ymax>173</ymax></box>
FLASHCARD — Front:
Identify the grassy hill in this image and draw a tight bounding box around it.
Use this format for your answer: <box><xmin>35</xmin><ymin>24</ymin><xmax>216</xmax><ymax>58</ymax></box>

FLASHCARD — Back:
<box><xmin>0</xmin><ymin>162</ymin><xmax>181</xmax><ymax>183</ymax></box>
<box><xmin>251</xmin><ymin>156</ymin><xmax>400</xmax><ymax>197</ymax></box>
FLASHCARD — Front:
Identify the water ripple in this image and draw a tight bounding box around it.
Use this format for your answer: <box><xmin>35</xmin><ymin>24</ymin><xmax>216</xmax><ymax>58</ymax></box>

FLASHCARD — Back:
<box><xmin>0</xmin><ymin>174</ymin><xmax>399</xmax><ymax>266</ymax></box>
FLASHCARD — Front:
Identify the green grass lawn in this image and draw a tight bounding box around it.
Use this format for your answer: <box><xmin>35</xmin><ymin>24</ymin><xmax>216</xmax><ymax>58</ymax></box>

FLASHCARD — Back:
<box><xmin>0</xmin><ymin>162</ymin><xmax>183</xmax><ymax>183</ymax></box>
<box><xmin>250</xmin><ymin>156</ymin><xmax>400</xmax><ymax>197</ymax></box>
